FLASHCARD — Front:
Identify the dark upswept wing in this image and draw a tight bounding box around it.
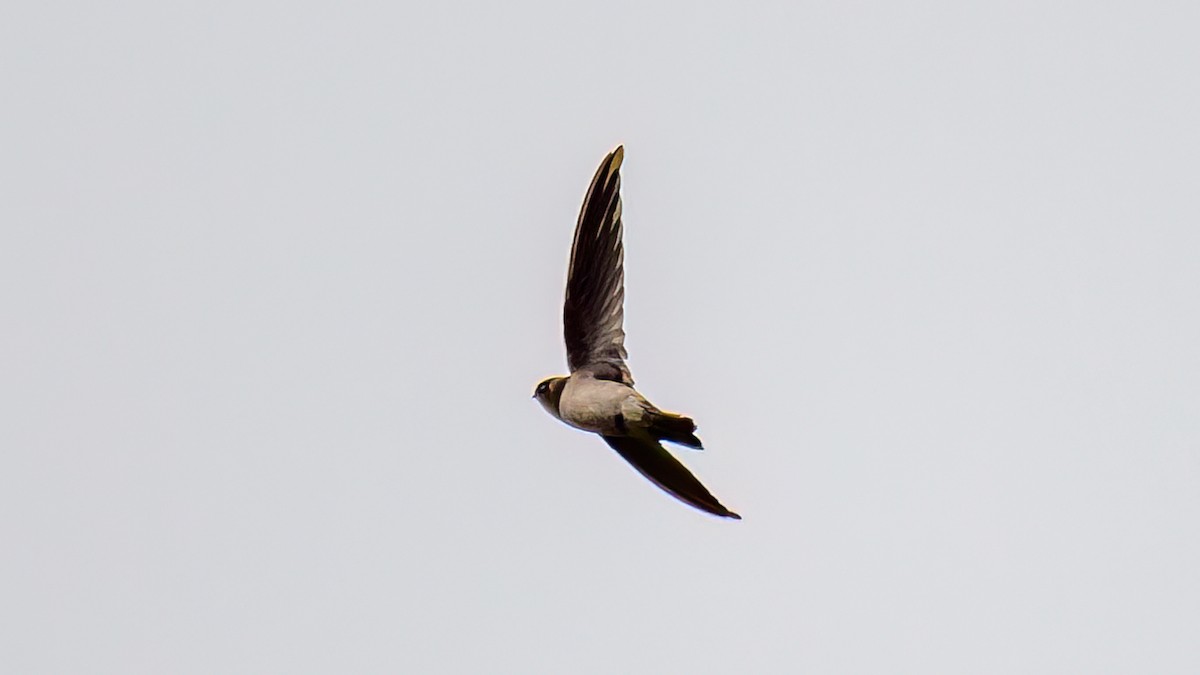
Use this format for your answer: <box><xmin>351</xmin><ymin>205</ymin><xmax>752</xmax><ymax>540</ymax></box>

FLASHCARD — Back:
<box><xmin>563</xmin><ymin>146</ymin><xmax>632</xmax><ymax>384</ymax></box>
<box><xmin>603</xmin><ymin>435</ymin><xmax>741</xmax><ymax>519</ymax></box>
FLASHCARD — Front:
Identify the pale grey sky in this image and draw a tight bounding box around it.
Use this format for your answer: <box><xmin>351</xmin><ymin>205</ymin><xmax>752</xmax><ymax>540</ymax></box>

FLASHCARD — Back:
<box><xmin>2</xmin><ymin>2</ymin><xmax>1198</xmax><ymax>673</ymax></box>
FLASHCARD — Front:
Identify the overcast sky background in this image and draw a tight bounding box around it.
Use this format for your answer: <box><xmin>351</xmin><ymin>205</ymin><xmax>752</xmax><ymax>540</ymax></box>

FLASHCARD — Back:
<box><xmin>2</xmin><ymin>2</ymin><xmax>1198</xmax><ymax>673</ymax></box>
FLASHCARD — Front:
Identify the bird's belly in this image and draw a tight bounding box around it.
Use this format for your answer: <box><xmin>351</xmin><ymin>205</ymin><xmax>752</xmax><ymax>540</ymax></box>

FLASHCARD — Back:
<box><xmin>559</xmin><ymin>382</ymin><xmax>641</xmax><ymax>435</ymax></box>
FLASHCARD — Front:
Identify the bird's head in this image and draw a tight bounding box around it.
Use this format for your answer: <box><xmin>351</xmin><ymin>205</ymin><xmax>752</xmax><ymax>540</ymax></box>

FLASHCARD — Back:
<box><xmin>532</xmin><ymin>376</ymin><xmax>568</xmax><ymax>419</ymax></box>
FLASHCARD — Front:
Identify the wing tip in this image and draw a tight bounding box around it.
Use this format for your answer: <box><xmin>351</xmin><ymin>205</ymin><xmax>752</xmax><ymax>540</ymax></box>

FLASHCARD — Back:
<box><xmin>679</xmin><ymin>498</ymin><xmax>743</xmax><ymax>521</ymax></box>
<box><xmin>610</xmin><ymin>145</ymin><xmax>624</xmax><ymax>171</ymax></box>
<box><xmin>715</xmin><ymin>506</ymin><xmax>742</xmax><ymax>520</ymax></box>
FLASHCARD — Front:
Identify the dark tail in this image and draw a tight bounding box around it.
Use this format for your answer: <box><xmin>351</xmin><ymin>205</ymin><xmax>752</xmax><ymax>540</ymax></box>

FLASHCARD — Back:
<box><xmin>648</xmin><ymin>409</ymin><xmax>704</xmax><ymax>450</ymax></box>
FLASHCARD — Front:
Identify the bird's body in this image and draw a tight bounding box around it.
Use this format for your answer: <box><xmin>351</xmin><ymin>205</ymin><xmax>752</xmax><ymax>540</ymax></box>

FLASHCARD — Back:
<box><xmin>534</xmin><ymin>146</ymin><xmax>740</xmax><ymax>519</ymax></box>
<box><xmin>560</xmin><ymin>372</ymin><xmax>641</xmax><ymax>435</ymax></box>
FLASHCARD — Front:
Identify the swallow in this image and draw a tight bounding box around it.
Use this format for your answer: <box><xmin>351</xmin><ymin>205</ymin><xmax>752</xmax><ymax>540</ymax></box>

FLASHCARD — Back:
<box><xmin>534</xmin><ymin>146</ymin><xmax>740</xmax><ymax>519</ymax></box>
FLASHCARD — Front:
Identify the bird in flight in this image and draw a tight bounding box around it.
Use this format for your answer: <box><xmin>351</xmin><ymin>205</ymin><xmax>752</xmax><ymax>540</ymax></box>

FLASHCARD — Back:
<box><xmin>534</xmin><ymin>146</ymin><xmax>740</xmax><ymax>519</ymax></box>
